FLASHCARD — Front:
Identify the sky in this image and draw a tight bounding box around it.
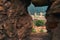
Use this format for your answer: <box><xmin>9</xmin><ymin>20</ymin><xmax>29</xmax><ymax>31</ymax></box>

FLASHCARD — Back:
<box><xmin>27</xmin><ymin>3</ymin><xmax>48</xmax><ymax>15</ymax></box>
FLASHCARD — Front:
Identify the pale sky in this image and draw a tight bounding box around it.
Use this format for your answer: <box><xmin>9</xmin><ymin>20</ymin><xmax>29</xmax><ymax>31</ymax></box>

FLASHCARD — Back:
<box><xmin>27</xmin><ymin>3</ymin><xmax>48</xmax><ymax>15</ymax></box>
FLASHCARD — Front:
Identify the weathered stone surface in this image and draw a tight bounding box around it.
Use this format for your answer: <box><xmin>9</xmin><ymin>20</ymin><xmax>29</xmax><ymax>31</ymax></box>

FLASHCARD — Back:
<box><xmin>32</xmin><ymin>0</ymin><xmax>49</xmax><ymax>6</ymax></box>
<box><xmin>46</xmin><ymin>0</ymin><xmax>60</xmax><ymax>40</ymax></box>
<box><xmin>0</xmin><ymin>0</ymin><xmax>60</xmax><ymax>40</ymax></box>
<box><xmin>32</xmin><ymin>0</ymin><xmax>56</xmax><ymax>6</ymax></box>
<box><xmin>0</xmin><ymin>0</ymin><xmax>32</xmax><ymax>40</ymax></box>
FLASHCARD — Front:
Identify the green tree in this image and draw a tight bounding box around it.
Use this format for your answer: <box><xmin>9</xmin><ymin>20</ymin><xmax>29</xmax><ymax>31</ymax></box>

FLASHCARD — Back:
<box><xmin>34</xmin><ymin>20</ymin><xmax>45</xmax><ymax>26</ymax></box>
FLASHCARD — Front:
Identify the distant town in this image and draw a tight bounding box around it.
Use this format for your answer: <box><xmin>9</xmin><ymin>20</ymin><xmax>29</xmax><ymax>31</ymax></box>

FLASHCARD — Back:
<box><xmin>30</xmin><ymin>12</ymin><xmax>46</xmax><ymax>22</ymax></box>
<box><xmin>30</xmin><ymin>12</ymin><xmax>47</xmax><ymax>33</ymax></box>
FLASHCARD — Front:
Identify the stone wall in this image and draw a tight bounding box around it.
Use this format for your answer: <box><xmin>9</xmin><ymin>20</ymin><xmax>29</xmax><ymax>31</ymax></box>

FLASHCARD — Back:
<box><xmin>46</xmin><ymin>0</ymin><xmax>60</xmax><ymax>40</ymax></box>
<box><xmin>0</xmin><ymin>0</ymin><xmax>60</xmax><ymax>40</ymax></box>
<box><xmin>0</xmin><ymin>0</ymin><xmax>32</xmax><ymax>40</ymax></box>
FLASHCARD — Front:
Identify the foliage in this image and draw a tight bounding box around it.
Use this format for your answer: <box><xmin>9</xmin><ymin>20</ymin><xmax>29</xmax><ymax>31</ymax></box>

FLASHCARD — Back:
<box><xmin>40</xmin><ymin>29</ymin><xmax>44</xmax><ymax>32</ymax></box>
<box><xmin>34</xmin><ymin>20</ymin><xmax>45</xmax><ymax>26</ymax></box>
<box><xmin>31</xmin><ymin>28</ymin><xmax>36</xmax><ymax>33</ymax></box>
